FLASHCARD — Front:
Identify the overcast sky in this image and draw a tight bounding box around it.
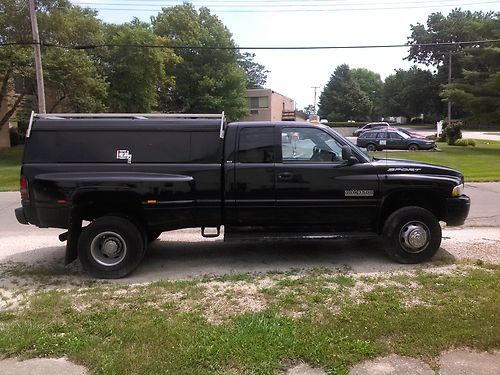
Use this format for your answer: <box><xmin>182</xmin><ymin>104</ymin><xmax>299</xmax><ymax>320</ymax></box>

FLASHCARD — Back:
<box><xmin>71</xmin><ymin>0</ymin><xmax>500</xmax><ymax>109</ymax></box>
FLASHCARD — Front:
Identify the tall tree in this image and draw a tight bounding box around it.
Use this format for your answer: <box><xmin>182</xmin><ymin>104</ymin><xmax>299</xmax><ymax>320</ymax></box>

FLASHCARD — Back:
<box><xmin>351</xmin><ymin>68</ymin><xmax>383</xmax><ymax>120</ymax></box>
<box><xmin>238</xmin><ymin>52</ymin><xmax>269</xmax><ymax>89</ymax></box>
<box><xmin>152</xmin><ymin>4</ymin><xmax>247</xmax><ymax>119</ymax></box>
<box><xmin>406</xmin><ymin>9</ymin><xmax>499</xmax><ymax>119</ymax></box>
<box><xmin>0</xmin><ymin>0</ymin><xmax>108</xmax><ymax>130</ymax></box>
<box><xmin>407</xmin><ymin>9</ymin><xmax>498</xmax><ymax>67</ymax></box>
<box><xmin>382</xmin><ymin>67</ymin><xmax>440</xmax><ymax>120</ymax></box>
<box><xmin>441</xmin><ymin>47</ymin><xmax>500</xmax><ymax>124</ymax></box>
<box><xmin>318</xmin><ymin>64</ymin><xmax>371</xmax><ymax>122</ymax></box>
<box><xmin>100</xmin><ymin>19</ymin><xmax>176</xmax><ymax>113</ymax></box>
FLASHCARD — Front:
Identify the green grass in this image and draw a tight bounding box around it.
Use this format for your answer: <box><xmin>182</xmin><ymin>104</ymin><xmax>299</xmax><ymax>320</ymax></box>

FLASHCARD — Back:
<box><xmin>0</xmin><ymin>146</ymin><xmax>22</xmax><ymax>191</ymax></box>
<box><xmin>0</xmin><ymin>265</ymin><xmax>498</xmax><ymax>374</ymax></box>
<box><xmin>373</xmin><ymin>139</ymin><xmax>500</xmax><ymax>182</ymax></box>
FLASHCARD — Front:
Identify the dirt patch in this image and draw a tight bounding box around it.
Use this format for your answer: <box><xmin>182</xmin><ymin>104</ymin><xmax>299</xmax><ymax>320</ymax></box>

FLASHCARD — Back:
<box><xmin>349</xmin><ymin>354</ymin><xmax>433</xmax><ymax>374</ymax></box>
<box><xmin>285</xmin><ymin>363</ymin><xmax>326</xmax><ymax>375</ymax></box>
<box><xmin>439</xmin><ymin>348</ymin><xmax>500</xmax><ymax>375</ymax></box>
<box><xmin>0</xmin><ymin>357</ymin><xmax>88</xmax><ymax>375</ymax></box>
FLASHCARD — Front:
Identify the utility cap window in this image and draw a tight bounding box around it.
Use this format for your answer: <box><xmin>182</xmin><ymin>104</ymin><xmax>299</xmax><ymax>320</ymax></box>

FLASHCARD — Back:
<box><xmin>238</xmin><ymin>127</ymin><xmax>274</xmax><ymax>163</ymax></box>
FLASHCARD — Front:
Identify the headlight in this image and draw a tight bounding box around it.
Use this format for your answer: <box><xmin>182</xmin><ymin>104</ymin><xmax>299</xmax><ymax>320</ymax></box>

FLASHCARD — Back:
<box><xmin>452</xmin><ymin>183</ymin><xmax>464</xmax><ymax>197</ymax></box>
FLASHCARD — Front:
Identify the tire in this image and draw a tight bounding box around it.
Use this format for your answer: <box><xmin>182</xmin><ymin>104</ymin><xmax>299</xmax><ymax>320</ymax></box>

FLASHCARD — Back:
<box><xmin>382</xmin><ymin>206</ymin><xmax>441</xmax><ymax>264</ymax></box>
<box><xmin>147</xmin><ymin>230</ymin><xmax>162</xmax><ymax>242</ymax></box>
<box><xmin>366</xmin><ymin>143</ymin><xmax>377</xmax><ymax>152</ymax></box>
<box><xmin>408</xmin><ymin>143</ymin><xmax>419</xmax><ymax>151</ymax></box>
<box><xmin>78</xmin><ymin>215</ymin><xmax>146</xmax><ymax>278</ymax></box>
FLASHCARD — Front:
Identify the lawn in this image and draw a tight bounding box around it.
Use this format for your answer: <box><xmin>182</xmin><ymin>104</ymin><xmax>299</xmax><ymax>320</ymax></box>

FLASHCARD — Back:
<box><xmin>0</xmin><ymin>263</ymin><xmax>498</xmax><ymax>374</ymax></box>
<box><xmin>373</xmin><ymin>139</ymin><xmax>500</xmax><ymax>182</ymax></box>
<box><xmin>0</xmin><ymin>146</ymin><xmax>23</xmax><ymax>192</ymax></box>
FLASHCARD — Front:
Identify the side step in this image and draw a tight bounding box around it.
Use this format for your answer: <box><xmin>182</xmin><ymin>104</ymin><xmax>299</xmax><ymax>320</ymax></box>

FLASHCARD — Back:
<box><xmin>201</xmin><ymin>226</ymin><xmax>221</xmax><ymax>238</ymax></box>
<box><xmin>224</xmin><ymin>231</ymin><xmax>377</xmax><ymax>242</ymax></box>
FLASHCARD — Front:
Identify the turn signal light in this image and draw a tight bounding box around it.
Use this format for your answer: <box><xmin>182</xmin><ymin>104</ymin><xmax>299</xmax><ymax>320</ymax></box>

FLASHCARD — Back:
<box><xmin>20</xmin><ymin>176</ymin><xmax>29</xmax><ymax>200</ymax></box>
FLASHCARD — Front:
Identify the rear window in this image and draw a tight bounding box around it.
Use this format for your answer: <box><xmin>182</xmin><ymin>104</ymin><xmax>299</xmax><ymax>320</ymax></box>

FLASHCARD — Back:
<box><xmin>24</xmin><ymin>130</ymin><xmax>221</xmax><ymax>164</ymax></box>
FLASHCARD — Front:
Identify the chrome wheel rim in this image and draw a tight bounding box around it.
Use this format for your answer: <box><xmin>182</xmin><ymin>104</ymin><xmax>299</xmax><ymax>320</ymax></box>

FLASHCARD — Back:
<box><xmin>399</xmin><ymin>221</ymin><xmax>430</xmax><ymax>253</ymax></box>
<box><xmin>90</xmin><ymin>231</ymin><xmax>127</xmax><ymax>266</ymax></box>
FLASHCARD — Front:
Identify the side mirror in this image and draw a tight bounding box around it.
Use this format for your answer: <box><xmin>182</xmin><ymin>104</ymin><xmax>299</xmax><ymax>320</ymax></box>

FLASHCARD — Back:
<box><xmin>342</xmin><ymin>145</ymin><xmax>358</xmax><ymax>165</ymax></box>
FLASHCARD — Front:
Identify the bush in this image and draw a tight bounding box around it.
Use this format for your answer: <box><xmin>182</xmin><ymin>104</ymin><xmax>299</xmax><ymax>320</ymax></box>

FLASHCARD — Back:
<box><xmin>9</xmin><ymin>128</ymin><xmax>20</xmax><ymax>146</ymax></box>
<box><xmin>445</xmin><ymin>121</ymin><xmax>463</xmax><ymax>145</ymax></box>
<box><xmin>454</xmin><ymin>138</ymin><xmax>476</xmax><ymax>147</ymax></box>
<box><xmin>454</xmin><ymin>139</ymin><xmax>469</xmax><ymax>147</ymax></box>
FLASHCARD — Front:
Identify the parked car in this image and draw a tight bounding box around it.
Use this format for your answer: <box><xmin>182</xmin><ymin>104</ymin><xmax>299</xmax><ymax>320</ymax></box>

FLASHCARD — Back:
<box><xmin>16</xmin><ymin>114</ymin><xmax>467</xmax><ymax>278</ymax></box>
<box><xmin>357</xmin><ymin>129</ymin><xmax>436</xmax><ymax>151</ymax></box>
<box><xmin>353</xmin><ymin>122</ymin><xmax>391</xmax><ymax>137</ymax></box>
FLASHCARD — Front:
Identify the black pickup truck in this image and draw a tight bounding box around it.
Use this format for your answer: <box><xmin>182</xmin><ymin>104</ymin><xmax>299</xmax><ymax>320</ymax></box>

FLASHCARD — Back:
<box><xmin>16</xmin><ymin>113</ymin><xmax>470</xmax><ymax>278</ymax></box>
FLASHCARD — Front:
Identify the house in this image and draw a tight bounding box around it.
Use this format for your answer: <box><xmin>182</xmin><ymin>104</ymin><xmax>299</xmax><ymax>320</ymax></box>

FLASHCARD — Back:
<box><xmin>241</xmin><ymin>89</ymin><xmax>307</xmax><ymax>122</ymax></box>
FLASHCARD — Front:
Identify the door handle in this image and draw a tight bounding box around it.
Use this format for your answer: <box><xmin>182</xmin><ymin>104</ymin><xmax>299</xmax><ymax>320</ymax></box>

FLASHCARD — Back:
<box><xmin>278</xmin><ymin>172</ymin><xmax>293</xmax><ymax>181</ymax></box>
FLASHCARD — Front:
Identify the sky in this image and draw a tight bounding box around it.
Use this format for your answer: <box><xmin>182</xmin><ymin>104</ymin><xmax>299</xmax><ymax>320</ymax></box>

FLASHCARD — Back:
<box><xmin>71</xmin><ymin>0</ymin><xmax>500</xmax><ymax>110</ymax></box>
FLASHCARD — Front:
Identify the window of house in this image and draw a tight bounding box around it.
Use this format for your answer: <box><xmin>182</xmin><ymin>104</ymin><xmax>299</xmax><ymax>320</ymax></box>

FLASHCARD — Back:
<box><xmin>248</xmin><ymin>96</ymin><xmax>269</xmax><ymax>109</ymax></box>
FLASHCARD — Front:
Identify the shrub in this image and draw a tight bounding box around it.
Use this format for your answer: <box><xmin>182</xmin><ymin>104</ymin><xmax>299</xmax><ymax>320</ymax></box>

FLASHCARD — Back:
<box><xmin>454</xmin><ymin>138</ymin><xmax>476</xmax><ymax>147</ymax></box>
<box><xmin>454</xmin><ymin>138</ymin><xmax>469</xmax><ymax>147</ymax></box>
<box><xmin>445</xmin><ymin>122</ymin><xmax>463</xmax><ymax>145</ymax></box>
<box><xmin>9</xmin><ymin>128</ymin><xmax>20</xmax><ymax>146</ymax></box>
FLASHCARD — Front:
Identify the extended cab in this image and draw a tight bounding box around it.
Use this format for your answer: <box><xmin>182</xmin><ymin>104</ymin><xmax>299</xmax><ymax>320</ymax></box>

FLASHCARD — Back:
<box><xmin>16</xmin><ymin>113</ymin><xmax>470</xmax><ymax>278</ymax></box>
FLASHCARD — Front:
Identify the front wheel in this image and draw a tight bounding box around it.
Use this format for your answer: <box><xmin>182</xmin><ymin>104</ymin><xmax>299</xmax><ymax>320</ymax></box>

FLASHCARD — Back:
<box><xmin>366</xmin><ymin>143</ymin><xmax>377</xmax><ymax>152</ymax></box>
<box><xmin>382</xmin><ymin>207</ymin><xmax>441</xmax><ymax>263</ymax></box>
<box><xmin>78</xmin><ymin>215</ymin><xmax>146</xmax><ymax>278</ymax></box>
<box><xmin>408</xmin><ymin>143</ymin><xmax>419</xmax><ymax>151</ymax></box>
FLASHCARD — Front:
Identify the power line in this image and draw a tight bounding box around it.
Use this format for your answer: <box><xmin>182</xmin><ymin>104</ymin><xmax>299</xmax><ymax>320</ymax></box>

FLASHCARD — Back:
<box><xmin>71</xmin><ymin>0</ymin><xmax>499</xmax><ymax>12</ymax></box>
<box><xmin>74</xmin><ymin>0</ymin><xmax>479</xmax><ymax>6</ymax></box>
<box><xmin>2</xmin><ymin>39</ymin><xmax>500</xmax><ymax>50</ymax></box>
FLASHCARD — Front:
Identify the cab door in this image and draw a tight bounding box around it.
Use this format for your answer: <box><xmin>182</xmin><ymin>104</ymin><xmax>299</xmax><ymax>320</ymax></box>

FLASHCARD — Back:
<box><xmin>225</xmin><ymin>126</ymin><xmax>276</xmax><ymax>226</ymax></box>
<box><xmin>275</xmin><ymin>126</ymin><xmax>379</xmax><ymax>232</ymax></box>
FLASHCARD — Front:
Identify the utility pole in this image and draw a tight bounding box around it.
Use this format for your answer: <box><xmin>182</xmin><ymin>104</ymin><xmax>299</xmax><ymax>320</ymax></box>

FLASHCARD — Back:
<box><xmin>28</xmin><ymin>0</ymin><xmax>46</xmax><ymax>113</ymax></box>
<box><xmin>311</xmin><ymin>86</ymin><xmax>320</xmax><ymax>114</ymax></box>
<box><xmin>447</xmin><ymin>51</ymin><xmax>452</xmax><ymax>123</ymax></box>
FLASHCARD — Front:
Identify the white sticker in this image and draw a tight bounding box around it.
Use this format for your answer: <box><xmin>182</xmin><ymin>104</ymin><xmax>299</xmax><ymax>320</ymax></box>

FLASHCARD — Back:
<box><xmin>116</xmin><ymin>150</ymin><xmax>132</xmax><ymax>163</ymax></box>
<box><xmin>379</xmin><ymin>140</ymin><xmax>387</xmax><ymax>145</ymax></box>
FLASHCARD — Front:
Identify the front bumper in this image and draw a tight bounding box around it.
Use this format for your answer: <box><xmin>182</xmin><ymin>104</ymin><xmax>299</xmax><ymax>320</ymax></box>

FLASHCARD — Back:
<box><xmin>445</xmin><ymin>195</ymin><xmax>471</xmax><ymax>226</ymax></box>
<box><xmin>15</xmin><ymin>207</ymin><xmax>29</xmax><ymax>225</ymax></box>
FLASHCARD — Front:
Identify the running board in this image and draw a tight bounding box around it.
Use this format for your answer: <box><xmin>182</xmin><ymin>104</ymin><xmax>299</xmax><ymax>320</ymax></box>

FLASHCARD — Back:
<box><xmin>201</xmin><ymin>226</ymin><xmax>221</xmax><ymax>238</ymax></box>
<box><xmin>224</xmin><ymin>232</ymin><xmax>378</xmax><ymax>242</ymax></box>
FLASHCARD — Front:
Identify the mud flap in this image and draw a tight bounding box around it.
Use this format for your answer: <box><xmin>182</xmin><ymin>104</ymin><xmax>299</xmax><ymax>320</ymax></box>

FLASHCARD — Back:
<box><xmin>65</xmin><ymin>211</ymin><xmax>82</xmax><ymax>265</ymax></box>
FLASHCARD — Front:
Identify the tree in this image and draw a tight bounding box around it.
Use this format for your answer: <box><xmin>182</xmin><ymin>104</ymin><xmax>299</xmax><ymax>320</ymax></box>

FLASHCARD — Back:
<box><xmin>407</xmin><ymin>9</ymin><xmax>500</xmax><ymax>124</ymax></box>
<box><xmin>351</xmin><ymin>68</ymin><xmax>383</xmax><ymax>120</ymax></box>
<box><xmin>302</xmin><ymin>105</ymin><xmax>315</xmax><ymax>116</ymax></box>
<box><xmin>407</xmin><ymin>9</ymin><xmax>498</xmax><ymax>67</ymax></box>
<box><xmin>0</xmin><ymin>0</ymin><xmax>108</xmax><ymax>130</ymax></box>
<box><xmin>238</xmin><ymin>52</ymin><xmax>269</xmax><ymax>89</ymax></box>
<box><xmin>100</xmin><ymin>19</ymin><xmax>176</xmax><ymax>113</ymax></box>
<box><xmin>382</xmin><ymin>67</ymin><xmax>440</xmax><ymax>120</ymax></box>
<box><xmin>152</xmin><ymin>4</ymin><xmax>247</xmax><ymax>119</ymax></box>
<box><xmin>441</xmin><ymin>47</ymin><xmax>500</xmax><ymax>124</ymax></box>
<box><xmin>318</xmin><ymin>64</ymin><xmax>372</xmax><ymax>122</ymax></box>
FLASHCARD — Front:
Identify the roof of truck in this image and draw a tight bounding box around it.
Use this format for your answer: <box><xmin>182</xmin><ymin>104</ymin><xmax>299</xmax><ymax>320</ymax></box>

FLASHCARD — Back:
<box><xmin>32</xmin><ymin>118</ymin><xmax>223</xmax><ymax>132</ymax></box>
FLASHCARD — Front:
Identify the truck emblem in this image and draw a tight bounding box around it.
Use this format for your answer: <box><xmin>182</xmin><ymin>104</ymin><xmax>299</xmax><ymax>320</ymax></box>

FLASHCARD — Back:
<box><xmin>345</xmin><ymin>190</ymin><xmax>374</xmax><ymax>197</ymax></box>
<box><xmin>387</xmin><ymin>168</ymin><xmax>422</xmax><ymax>172</ymax></box>
<box><xmin>116</xmin><ymin>149</ymin><xmax>132</xmax><ymax>164</ymax></box>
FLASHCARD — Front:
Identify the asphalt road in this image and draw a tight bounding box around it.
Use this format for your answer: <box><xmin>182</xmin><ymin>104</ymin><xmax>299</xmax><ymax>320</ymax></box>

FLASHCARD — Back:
<box><xmin>0</xmin><ymin>183</ymin><xmax>499</xmax><ymax>282</ymax></box>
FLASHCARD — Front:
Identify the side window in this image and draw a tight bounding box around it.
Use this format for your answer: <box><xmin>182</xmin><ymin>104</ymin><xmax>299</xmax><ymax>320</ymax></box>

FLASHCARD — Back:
<box><xmin>365</xmin><ymin>132</ymin><xmax>376</xmax><ymax>139</ymax></box>
<box><xmin>281</xmin><ymin>127</ymin><xmax>343</xmax><ymax>163</ymax></box>
<box><xmin>238</xmin><ymin>127</ymin><xmax>274</xmax><ymax>163</ymax></box>
<box><xmin>376</xmin><ymin>132</ymin><xmax>387</xmax><ymax>139</ymax></box>
<box><xmin>389</xmin><ymin>132</ymin><xmax>403</xmax><ymax>139</ymax></box>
